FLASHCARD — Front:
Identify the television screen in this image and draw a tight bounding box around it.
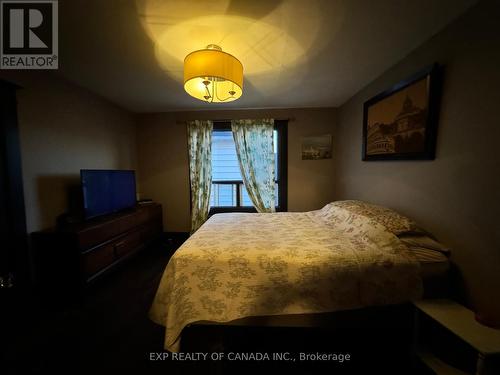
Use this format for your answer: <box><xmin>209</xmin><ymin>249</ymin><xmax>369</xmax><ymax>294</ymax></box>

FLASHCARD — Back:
<box><xmin>81</xmin><ymin>170</ymin><xmax>136</xmax><ymax>219</ymax></box>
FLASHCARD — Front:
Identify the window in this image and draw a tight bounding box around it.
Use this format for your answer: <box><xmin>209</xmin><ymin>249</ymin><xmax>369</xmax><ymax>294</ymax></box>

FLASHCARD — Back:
<box><xmin>209</xmin><ymin>121</ymin><xmax>287</xmax><ymax>213</ymax></box>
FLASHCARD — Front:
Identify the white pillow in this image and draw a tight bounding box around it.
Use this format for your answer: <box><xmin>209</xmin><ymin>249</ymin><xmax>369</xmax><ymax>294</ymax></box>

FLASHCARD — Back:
<box><xmin>399</xmin><ymin>234</ymin><xmax>450</xmax><ymax>255</ymax></box>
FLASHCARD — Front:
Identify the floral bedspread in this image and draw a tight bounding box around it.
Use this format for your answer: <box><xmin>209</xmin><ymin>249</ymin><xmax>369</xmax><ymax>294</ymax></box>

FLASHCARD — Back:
<box><xmin>149</xmin><ymin>202</ymin><xmax>423</xmax><ymax>351</ymax></box>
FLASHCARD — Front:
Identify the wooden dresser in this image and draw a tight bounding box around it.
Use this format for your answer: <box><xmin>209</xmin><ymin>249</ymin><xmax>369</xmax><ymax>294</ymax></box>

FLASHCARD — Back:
<box><xmin>32</xmin><ymin>203</ymin><xmax>163</xmax><ymax>295</ymax></box>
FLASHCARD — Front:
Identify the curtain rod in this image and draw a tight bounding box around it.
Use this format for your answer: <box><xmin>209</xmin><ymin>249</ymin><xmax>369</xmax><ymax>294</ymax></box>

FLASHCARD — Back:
<box><xmin>175</xmin><ymin>118</ymin><xmax>294</xmax><ymax>124</ymax></box>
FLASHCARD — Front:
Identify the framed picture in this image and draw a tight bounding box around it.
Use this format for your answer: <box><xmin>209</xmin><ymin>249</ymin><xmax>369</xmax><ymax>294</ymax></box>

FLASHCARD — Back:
<box><xmin>302</xmin><ymin>134</ymin><xmax>332</xmax><ymax>160</ymax></box>
<box><xmin>362</xmin><ymin>64</ymin><xmax>441</xmax><ymax>161</ymax></box>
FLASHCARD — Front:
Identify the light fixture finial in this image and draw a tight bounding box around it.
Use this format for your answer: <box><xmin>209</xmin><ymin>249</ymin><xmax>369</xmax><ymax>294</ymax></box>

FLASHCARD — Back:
<box><xmin>206</xmin><ymin>44</ymin><xmax>222</xmax><ymax>51</ymax></box>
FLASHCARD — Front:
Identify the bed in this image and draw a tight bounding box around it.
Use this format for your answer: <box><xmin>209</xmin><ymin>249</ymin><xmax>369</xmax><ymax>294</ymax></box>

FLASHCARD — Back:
<box><xmin>149</xmin><ymin>200</ymin><xmax>450</xmax><ymax>352</ymax></box>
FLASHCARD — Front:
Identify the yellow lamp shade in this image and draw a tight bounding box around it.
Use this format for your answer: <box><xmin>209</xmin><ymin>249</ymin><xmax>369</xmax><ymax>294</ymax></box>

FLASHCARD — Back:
<box><xmin>184</xmin><ymin>46</ymin><xmax>243</xmax><ymax>103</ymax></box>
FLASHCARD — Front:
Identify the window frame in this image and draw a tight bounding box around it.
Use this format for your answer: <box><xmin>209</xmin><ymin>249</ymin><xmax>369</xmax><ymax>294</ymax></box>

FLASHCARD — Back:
<box><xmin>209</xmin><ymin>120</ymin><xmax>288</xmax><ymax>215</ymax></box>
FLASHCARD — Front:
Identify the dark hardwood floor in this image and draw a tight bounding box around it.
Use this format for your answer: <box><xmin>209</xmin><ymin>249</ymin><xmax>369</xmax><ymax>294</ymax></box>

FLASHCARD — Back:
<box><xmin>4</xmin><ymin>240</ymin><xmax>175</xmax><ymax>375</ymax></box>
<box><xmin>3</xmin><ymin>237</ymin><xmax>419</xmax><ymax>375</ymax></box>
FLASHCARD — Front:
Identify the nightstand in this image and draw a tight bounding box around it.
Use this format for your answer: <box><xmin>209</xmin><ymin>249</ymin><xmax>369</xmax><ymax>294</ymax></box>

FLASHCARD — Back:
<box><xmin>413</xmin><ymin>299</ymin><xmax>500</xmax><ymax>375</ymax></box>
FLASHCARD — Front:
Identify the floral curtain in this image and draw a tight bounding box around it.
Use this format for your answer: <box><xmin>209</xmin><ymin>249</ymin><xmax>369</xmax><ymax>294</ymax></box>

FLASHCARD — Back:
<box><xmin>187</xmin><ymin>120</ymin><xmax>213</xmax><ymax>233</ymax></box>
<box><xmin>231</xmin><ymin>119</ymin><xmax>275</xmax><ymax>213</ymax></box>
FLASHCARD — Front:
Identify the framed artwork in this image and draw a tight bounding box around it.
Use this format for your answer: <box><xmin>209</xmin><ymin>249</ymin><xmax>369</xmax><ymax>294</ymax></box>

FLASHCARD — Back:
<box><xmin>302</xmin><ymin>134</ymin><xmax>332</xmax><ymax>160</ymax></box>
<box><xmin>362</xmin><ymin>64</ymin><xmax>441</xmax><ymax>161</ymax></box>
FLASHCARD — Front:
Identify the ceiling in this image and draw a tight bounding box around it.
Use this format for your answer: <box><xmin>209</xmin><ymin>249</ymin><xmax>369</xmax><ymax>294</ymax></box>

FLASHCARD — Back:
<box><xmin>57</xmin><ymin>0</ymin><xmax>477</xmax><ymax>113</ymax></box>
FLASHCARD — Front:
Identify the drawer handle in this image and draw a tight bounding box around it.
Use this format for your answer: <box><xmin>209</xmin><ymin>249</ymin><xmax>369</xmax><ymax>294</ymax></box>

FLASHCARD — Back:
<box><xmin>114</xmin><ymin>241</ymin><xmax>126</xmax><ymax>248</ymax></box>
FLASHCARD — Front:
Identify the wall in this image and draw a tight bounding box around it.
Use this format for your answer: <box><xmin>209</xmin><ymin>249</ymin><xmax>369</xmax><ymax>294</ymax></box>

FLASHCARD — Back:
<box><xmin>136</xmin><ymin>108</ymin><xmax>336</xmax><ymax>232</ymax></box>
<box><xmin>334</xmin><ymin>1</ymin><xmax>500</xmax><ymax>321</ymax></box>
<box><xmin>0</xmin><ymin>71</ymin><xmax>137</xmax><ymax>233</ymax></box>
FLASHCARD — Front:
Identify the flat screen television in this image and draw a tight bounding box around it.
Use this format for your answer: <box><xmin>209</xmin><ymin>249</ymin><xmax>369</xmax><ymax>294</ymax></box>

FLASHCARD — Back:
<box><xmin>81</xmin><ymin>169</ymin><xmax>137</xmax><ymax>219</ymax></box>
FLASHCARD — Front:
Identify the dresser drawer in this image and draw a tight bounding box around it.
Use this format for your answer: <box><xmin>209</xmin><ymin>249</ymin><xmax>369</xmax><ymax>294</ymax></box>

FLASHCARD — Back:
<box><xmin>113</xmin><ymin>230</ymin><xmax>142</xmax><ymax>258</ymax></box>
<box><xmin>77</xmin><ymin>213</ymin><xmax>137</xmax><ymax>250</ymax></box>
<box><xmin>82</xmin><ymin>242</ymin><xmax>115</xmax><ymax>279</ymax></box>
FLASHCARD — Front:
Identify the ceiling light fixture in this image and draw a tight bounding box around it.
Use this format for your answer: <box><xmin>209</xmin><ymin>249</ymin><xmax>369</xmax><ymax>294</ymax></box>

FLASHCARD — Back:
<box><xmin>184</xmin><ymin>44</ymin><xmax>243</xmax><ymax>103</ymax></box>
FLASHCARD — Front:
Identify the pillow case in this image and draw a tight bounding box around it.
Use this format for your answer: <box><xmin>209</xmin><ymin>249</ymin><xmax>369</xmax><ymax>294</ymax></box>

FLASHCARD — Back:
<box><xmin>328</xmin><ymin>200</ymin><xmax>423</xmax><ymax>236</ymax></box>
<box><xmin>322</xmin><ymin>200</ymin><xmax>451</xmax><ymax>255</ymax></box>
<box><xmin>398</xmin><ymin>234</ymin><xmax>450</xmax><ymax>255</ymax></box>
